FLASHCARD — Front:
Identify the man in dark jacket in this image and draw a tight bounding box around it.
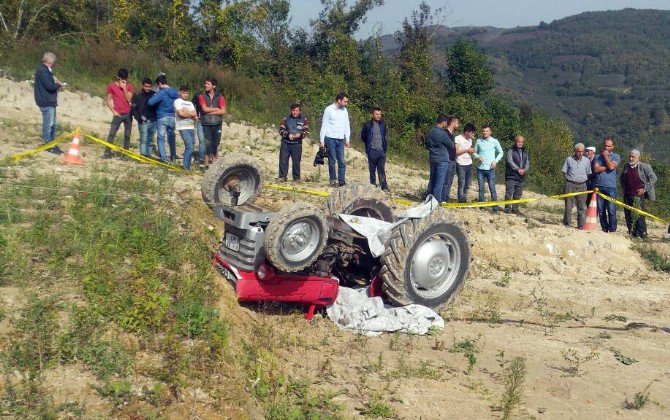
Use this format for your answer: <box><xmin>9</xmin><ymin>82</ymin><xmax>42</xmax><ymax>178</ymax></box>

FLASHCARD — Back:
<box><xmin>620</xmin><ymin>149</ymin><xmax>657</xmax><ymax>238</ymax></box>
<box><xmin>277</xmin><ymin>103</ymin><xmax>309</xmax><ymax>182</ymax></box>
<box><xmin>130</xmin><ymin>78</ymin><xmax>156</xmax><ymax>157</ymax></box>
<box><xmin>504</xmin><ymin>135</ymin><xmax>530</xmax><ymax>214</ymax></box>
<box><xmin>360</xmin><ymin>107</ymin><xmax>389</xmax><ymax>191</ymax></box>
<box><xmin>34</xmin><ymin>52</ymin><xmax>64</xmax><ymax>154</ymax></box>
<box><xmin>425</xmin><ymin>114</ymin><xmax>455</xmax><ymax>204</ymax></box>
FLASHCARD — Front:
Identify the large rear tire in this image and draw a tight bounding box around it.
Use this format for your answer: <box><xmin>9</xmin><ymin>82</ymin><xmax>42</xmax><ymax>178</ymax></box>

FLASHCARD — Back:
<box><xmin>323</xmin><ymin>183</ymin><xmax>394</xmax><ymax>222</ymax></box>
<box><xmin>264</xmin><ymin>202</ymin><xmax>328</xmax><ymax>272</ymax></box>
<box><xmin>201</xmin><ymin>153</ymin><xmax>263</xmax><ymax>208</ymax></box>
<box><xmin>379</xmin><ymin>208</ymin><xmax>470</xmax><ymax>312</ymax></box>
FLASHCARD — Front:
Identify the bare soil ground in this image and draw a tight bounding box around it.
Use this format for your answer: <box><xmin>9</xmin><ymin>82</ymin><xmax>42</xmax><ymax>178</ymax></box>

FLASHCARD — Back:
<box><xmin>1</xmin><ymin>77</ymin><xmax>669</xmax><ymax>419</ymax></box>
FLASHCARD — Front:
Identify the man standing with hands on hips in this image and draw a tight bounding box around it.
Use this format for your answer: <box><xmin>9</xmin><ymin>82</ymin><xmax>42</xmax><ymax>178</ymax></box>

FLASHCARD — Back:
<box><xmin>320</xmin><ymin>92</ymin><xmax>351</xmax><ymax>187</ymax></box>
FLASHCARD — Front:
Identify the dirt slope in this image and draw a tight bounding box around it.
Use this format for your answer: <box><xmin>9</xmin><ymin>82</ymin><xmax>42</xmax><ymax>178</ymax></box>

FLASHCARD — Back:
<box><xmin>1</xmin><ymin>77</ymin><xmax>669</xmax><ymax>419</ymax></box>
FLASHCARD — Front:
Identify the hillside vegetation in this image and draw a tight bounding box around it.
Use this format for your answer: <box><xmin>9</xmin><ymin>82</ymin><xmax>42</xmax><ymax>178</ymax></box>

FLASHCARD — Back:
<box><xmin>380</xmin><ymin>9</ymin><xmax>670</xmax><ymax>164</ymax></box>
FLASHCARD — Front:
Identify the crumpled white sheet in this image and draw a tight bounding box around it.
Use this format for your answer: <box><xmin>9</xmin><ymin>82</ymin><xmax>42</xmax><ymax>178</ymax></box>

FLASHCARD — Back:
<box><xmin>338</xmin><ymin>195</ymin><xmax>440</xmax><ymax>257</ymax></box>
<box><xmin>326</xmin><ymin>286</ymin><xmax>445</xmax><ymax>336</ymax></box>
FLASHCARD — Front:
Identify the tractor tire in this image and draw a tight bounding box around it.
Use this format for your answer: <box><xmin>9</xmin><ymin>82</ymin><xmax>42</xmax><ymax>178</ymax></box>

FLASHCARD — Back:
<box><xmin>201</xmin><ymin>153</ymin><xmax>263</xmax><ymax>209</ymax></box>
<box><xmin>264</xmin><ymin>202</ymin><xmax>328</xmax><ymax>272</ymax></box>
<box><xmin>323</xmin><ymin>183</ymin><xmax>394</xmax><ymax>222</ymax></box>
<box><xmin>379</xmin><ymin>208</ymin><xmax>470</xmax><ymax>312</ymax></box>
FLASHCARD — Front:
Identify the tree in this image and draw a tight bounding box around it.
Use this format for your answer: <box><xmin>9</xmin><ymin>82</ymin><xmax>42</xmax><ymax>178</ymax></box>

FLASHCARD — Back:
<box><xmin>395</xmin><ymin>1</ymin><xmax>440</xmax><ymax>98</ymax></box>
<box><xmin>445</xmin><ymin>37</ymin><xmax>495</xmax><ymax>97</ymax></box>
<box><xmin>0</xmin><ymin>0</ymin><xmax>63</xmax><ymax>40</ymax></box>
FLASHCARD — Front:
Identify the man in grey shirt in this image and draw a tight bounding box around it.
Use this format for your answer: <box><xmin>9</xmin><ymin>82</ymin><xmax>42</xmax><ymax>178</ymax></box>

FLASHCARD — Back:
<box><xmin>561</xmin><ymin>143</ymin><xmax>592</xmax><ymax>228</ymax></box>
<box><xmin>360</xmin><ymin>107</ymin><xmax>389</xmax><ymax>191</ymax></box>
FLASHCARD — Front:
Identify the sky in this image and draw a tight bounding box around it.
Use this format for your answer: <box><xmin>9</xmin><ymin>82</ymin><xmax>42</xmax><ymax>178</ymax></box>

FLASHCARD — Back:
<box><xmin>289</xmin><ymin>0</ymin><xmax>670</xmax><ymax>38</ymax></box>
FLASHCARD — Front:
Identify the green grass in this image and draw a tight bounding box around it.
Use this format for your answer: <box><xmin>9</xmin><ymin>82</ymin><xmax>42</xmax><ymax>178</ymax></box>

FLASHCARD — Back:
<box><xmin>634</xmin><ymin>245</ymin><xmax>670</xmax><ymax>273</ymax></box>
<box><xmin>0</xmin><ymin>169</ymin><xmax>230</xmax><ymax>416</ymax></box>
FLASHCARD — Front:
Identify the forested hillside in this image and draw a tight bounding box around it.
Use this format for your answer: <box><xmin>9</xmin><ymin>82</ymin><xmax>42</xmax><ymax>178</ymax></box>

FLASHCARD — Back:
<box><xmin>381</xmin><ymin>9</ymin><xmax>670</xmax><ymax>164</ymax></box>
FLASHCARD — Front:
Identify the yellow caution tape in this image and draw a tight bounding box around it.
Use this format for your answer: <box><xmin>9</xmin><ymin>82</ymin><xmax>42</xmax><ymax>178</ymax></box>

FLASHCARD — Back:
<box><xmin>597</xmin><ymin>191</ymin><xmax>668</xmax><ymax>224</ymax></box>
<box><xmin>2</xmin><ymin>129</ymin><xmax>80</xmax><ymax>162</ymax></box>
<box><xmin>265</xmin><ymin>183</ymin><xmax>332</xmax><ymax>197</ymax></box>
<box><xmin>81</xmin><ymin>132</ymin><xmax>201</xmax><ymax>176</ymax></box>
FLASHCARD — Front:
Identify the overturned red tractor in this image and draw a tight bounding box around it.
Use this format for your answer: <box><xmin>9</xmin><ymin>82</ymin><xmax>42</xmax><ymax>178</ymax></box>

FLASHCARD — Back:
<box><xmin>202</xmin><ymin>153</ymin><xmax>470</xmax><ymax>318</ymax></box>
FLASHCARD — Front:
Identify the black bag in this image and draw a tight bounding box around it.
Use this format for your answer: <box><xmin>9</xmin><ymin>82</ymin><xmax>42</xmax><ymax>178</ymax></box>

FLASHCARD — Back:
<box><xmin>313</xmin><ymin>146</ymin><xmax>328</xmax><ymax>166</ymax></box>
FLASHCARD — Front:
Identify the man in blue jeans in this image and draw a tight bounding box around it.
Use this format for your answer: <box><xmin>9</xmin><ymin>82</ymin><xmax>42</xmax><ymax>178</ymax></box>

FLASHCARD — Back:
<box><xmin>131</xmin><ymin>78</ymin><xmax>156</xmax><ymax>157</ymax></box>
<box><xmin>33</xmin><ymin>52</ymin><xmax>64</xmax><ymax>155</ymax></box>
<box><xmin>425</xmin><ymin>114</ymin><xmax>454</xmax><ymax>204</ymax></box>
<box><xmin>147</xmin><ymin>75</ymin><xmax>179</xmax><ymax>163</ymax></box>
<box><xmin>319</xmin><ymin>92</ymin><xmax>351</xmax><ymax>187</ymax></box>
<box><xmin>174</xmin><ymin>86</ymin><xmax>197</xmax><ymax>170</ymax></box>
<box><xmin>454</xmin><ymin>123</ymin><xmax>477</xmax><ymax>203</ymax></box>
<box><xmin>593</xmin><ymin>137</ymin><xmax>620</xmax><ymax>232</ymax></box>
<box><xmin>441</xmin><ymin>116</ymin><xmax>459</xmax><ymax>202</ymax></box>
<box><xmin>473</xmin><ymin>125</ymin><xmax>504</xmax><ymax>212</ymax></box>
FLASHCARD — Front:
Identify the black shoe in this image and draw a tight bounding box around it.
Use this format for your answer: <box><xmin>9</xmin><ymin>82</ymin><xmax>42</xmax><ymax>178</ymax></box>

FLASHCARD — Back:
<box><xmin>330</xmin><ymin>180</ymin><xmax>339</xmax><ymax>187</ymax></box>
<box><xmin>46</xmin><ymin>146</ymin><xmax>64</xmax><ymax>155</ymax></box>
<box><xmin>101</xmin><ymin>153</ymin><xmax>112</xmax><ymax>159</ymax></box>
<box><xmin>339</xmin><ymin>182</ymin><xmax>346</xmax><ymax>187</ymax></box>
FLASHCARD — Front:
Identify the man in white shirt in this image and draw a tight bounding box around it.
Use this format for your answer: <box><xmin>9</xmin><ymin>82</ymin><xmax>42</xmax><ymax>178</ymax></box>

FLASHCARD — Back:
<box><xmin>174</xmin><ymin>85</ymin><xmax>197</xmax><ymax>170</ymax></box>
<box><xmin>319</xmin><ymin>92</ymin><xmax>351</xmax><ymax>187</ymax></box>
<box><xmin>454</xmin><ymin>123</ymin><xmax>476</xmax><ymax>203</ymax></box>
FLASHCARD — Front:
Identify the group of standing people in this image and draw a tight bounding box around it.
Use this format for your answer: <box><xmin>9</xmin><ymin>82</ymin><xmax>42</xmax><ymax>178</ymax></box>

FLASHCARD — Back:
<box><xmin>424</xmin><ymin>114</ymin><xmax>529</xmax><ymax>214</ymax></box>
<box><xmin>34</xmin><ymin>52</ymin><xmax>227</xmax><ymax>170</ymax></box>
<box><xmin>277</xmin><ymin>92</ymin><xmax>390</xmax><ymax>192</ymax></box>
<box><xmin>562</xmin><ymin>138</ymin><xmax>658</xmax><ymax>238</ymax></box>
<box><xmin>33</xmin><ymin>53</ymin><xmax>663</xmax><ymax>239</ymax></box>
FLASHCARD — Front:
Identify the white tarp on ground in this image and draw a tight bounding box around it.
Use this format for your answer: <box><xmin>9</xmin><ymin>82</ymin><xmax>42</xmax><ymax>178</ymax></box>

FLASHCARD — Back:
<box><xmin>326</xmin><ymin>286</ymin><xmax>445</xmax><ymax>336</ymax></box>
<box><xmin>338</xmin><ymin>195</ymin><xmax>440</xmax><ymax>257</ymax></box>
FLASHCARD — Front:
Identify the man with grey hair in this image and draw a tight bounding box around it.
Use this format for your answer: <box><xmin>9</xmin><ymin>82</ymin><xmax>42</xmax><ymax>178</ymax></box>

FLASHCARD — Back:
<box><xmin>561</xmin><ymin>143</ymin><xmax>592</xmax><ymax>228</ymax></box>
<box><xmin>620</xmin><ymin>149</ymin><xmax>657</xmax><ymax>239</ymax></box>
<box><xmin>34</xmin><ymin>52</ymin><xmax>64</xmax><ymax>154</ymax></box>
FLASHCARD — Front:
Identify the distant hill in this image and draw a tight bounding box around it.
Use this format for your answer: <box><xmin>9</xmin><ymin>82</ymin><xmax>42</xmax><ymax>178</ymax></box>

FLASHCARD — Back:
<box><xmin>380</xmin><ymin>9</ymin><xmax>670</xmax><ymax>163</ymax></box>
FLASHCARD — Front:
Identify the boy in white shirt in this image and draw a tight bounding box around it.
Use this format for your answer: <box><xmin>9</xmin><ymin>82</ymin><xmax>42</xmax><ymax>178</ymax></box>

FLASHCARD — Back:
<box><xmin>174</xmin><ymin>85</ymin><xmax>197</xmax><ymax>170</ymax></box>
<box><xmin>454</xmin><ymin>123</ymin><xmax>477</xmax><ymax>203</ymax></box>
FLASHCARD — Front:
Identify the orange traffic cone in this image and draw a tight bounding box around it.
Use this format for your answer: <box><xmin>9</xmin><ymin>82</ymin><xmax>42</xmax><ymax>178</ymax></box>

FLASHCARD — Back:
<box><xmin>582</xmin><ymin>191</ymin><xmax>599</xmax><ymax>231</ymax></box>
<box><xmin>62</xmin><ymin>132</ymin><xmax>83</xmax><ymax>165</ymax></box>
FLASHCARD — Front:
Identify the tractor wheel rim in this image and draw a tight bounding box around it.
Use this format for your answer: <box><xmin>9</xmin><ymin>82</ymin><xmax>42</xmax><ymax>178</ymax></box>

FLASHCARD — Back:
<box><xmin>280</xmin><ymin>219</ymin><xmax>321</xmax><ymax>263</ymax></box>
<box><xmin>409</xmin><ymin>233</ymin><xmax>461</xmax><ymax>299</ymax></box>
<box><xmin>218</xmin><ymin>168</ymin><xmax>257</xmax><ymax>204</ymax></box>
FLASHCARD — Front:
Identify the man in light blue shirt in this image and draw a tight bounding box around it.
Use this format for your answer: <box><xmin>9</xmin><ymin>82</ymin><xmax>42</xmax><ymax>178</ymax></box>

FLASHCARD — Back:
<box><xmin>472</xmin><ymin>125</ymin><xmax>504</xmax><ymax>212</ymax></box>
<box><xmin>320</xmin><ymin>92</ymin><xmax>351</xmax><ymax>187</ymax></box>
<box><xmin>592</xmin><ymin>137</ymin><xmax>620</xmax><ymax>232</ymax></box>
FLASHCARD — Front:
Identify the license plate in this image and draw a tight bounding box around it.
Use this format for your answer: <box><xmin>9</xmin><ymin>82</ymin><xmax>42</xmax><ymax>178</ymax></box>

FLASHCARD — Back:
<box><xmin>225</xmin><ymin>232</ymin><xmax>240</xmax><ymax>251</ymax></box>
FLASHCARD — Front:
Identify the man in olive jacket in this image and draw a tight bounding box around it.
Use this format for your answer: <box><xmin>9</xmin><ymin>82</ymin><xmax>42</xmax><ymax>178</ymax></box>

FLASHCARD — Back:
<box><xmin>620</xmin><ymin>149</ymin><xmax>657</xmax><ymax>238</ymax></box>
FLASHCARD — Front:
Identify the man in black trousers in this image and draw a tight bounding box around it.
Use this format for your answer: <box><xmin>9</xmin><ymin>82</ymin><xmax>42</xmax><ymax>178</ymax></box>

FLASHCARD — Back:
<box><xmin>360</xmin><ymin>107</ymin><xmax>389</xmax><ymax>191</ymax></box>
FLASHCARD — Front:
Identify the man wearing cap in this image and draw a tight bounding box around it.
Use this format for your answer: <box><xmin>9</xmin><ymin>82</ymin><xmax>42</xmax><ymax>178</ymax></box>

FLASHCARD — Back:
<box><xmin>620</xmin><ymin>149</ymin><xmax>657</xmax><ymax>239</ymax></box>
<box><xmin>562</xmin><ymin>143</ymin><xmax>592</xmax><ymax>228</ymax></box>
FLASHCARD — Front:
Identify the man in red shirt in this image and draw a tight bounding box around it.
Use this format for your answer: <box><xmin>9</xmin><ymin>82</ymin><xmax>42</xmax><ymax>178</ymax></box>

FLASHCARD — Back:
<box><xmin>103</xmin><ymin>68</ymin><xmax>134</xmax><ymax>158</ymax></box>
